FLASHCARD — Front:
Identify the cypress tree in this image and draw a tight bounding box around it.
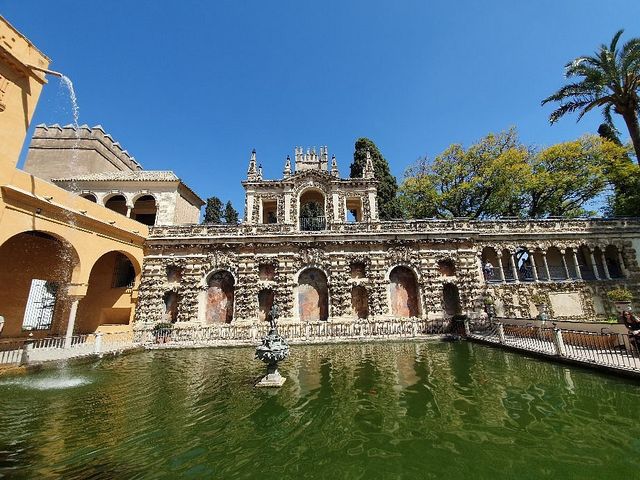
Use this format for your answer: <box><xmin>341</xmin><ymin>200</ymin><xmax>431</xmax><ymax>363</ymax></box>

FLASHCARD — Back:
<box><xmin>203</xmin><ymin>196</ymin><xmax>223</xmax><ymax>224</ymax></box>
<box><xmin>350</xmin><ymin>138</ymin><xmax>402</xmax><ymax>219</ymax></box>
<box><xmin>223</xmin><ymin>201</ymin><xmax>239</xmax><ymax>225</ymax></box>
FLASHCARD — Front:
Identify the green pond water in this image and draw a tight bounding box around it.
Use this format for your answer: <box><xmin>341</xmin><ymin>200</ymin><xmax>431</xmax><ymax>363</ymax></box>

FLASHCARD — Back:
<box><xmin>1</xmin><ymin>341</ymin><xmax>639</xmax><ymax>479</ymax></box>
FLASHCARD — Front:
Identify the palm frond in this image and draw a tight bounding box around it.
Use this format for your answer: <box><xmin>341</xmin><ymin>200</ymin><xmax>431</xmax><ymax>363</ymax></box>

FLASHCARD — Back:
<box><xmin>610</xmin><ymin>29</ymin><xmax>625</xmax><ymax>53</ymax></box>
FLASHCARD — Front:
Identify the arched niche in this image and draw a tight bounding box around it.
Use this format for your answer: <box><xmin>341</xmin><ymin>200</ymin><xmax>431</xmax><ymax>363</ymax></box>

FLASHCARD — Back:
<box><xmin>258</xmin><ymin>289</ymin><xmax>275</xmax><ymax>322</ymax></box>
<box><xmin>297</xmin><ymin>268</ymin><xmax>329</xmax><ymax>321</ymax></box>
<box><xmin>442</xmin><ymin>283</ymin><xmax>462</xmax><ymax>316</ymax></box>
<box><xmin>163</xmin><ymin>291</ymin><xmax>180</xmax><ymax>323</ymax></box>
<box><xmin>205</xmin><ymin>270</ymin><xmax>235</xmax><ymax>324</ymax></box>
<box><xmin>351</xmin><ymin>285</ymin><xmax>369</xmax><ymax>319</ymax></box>
<box><xmin>388</xmin><ymin>266</ymin><xmax>420</xmax><ymax>318</ymax></box>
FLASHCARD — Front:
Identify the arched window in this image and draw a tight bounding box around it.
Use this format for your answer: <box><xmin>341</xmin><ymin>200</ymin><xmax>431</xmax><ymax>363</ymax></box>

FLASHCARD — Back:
<box><xmin>104</xmin><ymin>194</ymin><xmax>128</xmax><ymax>216</ymax></box>
<box><xmin>131</xmin><ymin>195</ymin><xmax>157</xmax><ymax>226</ymax></box>
<box><xmin>80</xmin><ymin>192</ymin><xmax>97</xmax><ymax>203</ymax></box>
<box><xmin>299</xmin><ymin>189</ymin><xmax>326</xmax><ymax>231</ymax></box>
<box><xmin>481</xmin><ymin>247</ymin><xmax>500</xmax><ymax>282</ymax></box>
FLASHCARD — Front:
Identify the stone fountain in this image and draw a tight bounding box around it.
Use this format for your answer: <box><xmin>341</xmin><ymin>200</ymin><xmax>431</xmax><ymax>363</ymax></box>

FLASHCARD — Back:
<box><xmin>255</xmin><ymin>304</ymin><xmax>289</xmax><ymax>387</ymax></box>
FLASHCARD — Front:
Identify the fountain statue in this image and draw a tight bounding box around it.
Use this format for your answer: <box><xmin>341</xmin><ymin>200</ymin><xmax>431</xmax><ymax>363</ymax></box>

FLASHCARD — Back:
<box><xmin>255</xmin><ymin>303</ymin><xmax>289</xmax><ymax>387</ymax></box>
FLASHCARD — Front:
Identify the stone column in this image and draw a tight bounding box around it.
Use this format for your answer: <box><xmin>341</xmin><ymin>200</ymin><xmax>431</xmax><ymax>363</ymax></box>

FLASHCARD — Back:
<box><xmin>572</xmin><ymin>250</ymin><xmax>583</xmax><ymax>280</ymax></box>
<box><xmin>126</xmin><ymin>206</ymin><xmax>132</xmax><ymax>218</ymax></box>
<box><xmin>600</xmin><ymin>251</ymin><xmax>611</xmax><ymax>280</ymax></box>
<box><xmin>64</xmin><ymin>297</ymin><xmax>81</xmax><ymax>349</ymax></box>
<box><xmin>618</xmin><ymin>250</ymin><xmax>628</xmax><ymax>278</ymax></box>
<box><xmin>588</xmin><ymin>248</ymin><xmax>600</xmax><ymax>280</ymax></box>
<box><xmin>560</xmin><ymin>250</ymin><xmax>570</xmax><ymax>280</ymax></box>
<box><xmin>496</xmin><ymin>252</ymin><xmax>505</xmax><ymax>282</ymax></box>
<box><xmin>542</xmin><ymin>252</ymin><xmax>551</xmax><ymax>281</ymax></box>
<box><xmin>509</xmin><ymin>254</ymin><xmax>520</xmax><ymax>283</ymax></box>
<box><xmin>529</xmin><ymin>254</ymin><xmax>539</xmax><ymax>282</ymax></box>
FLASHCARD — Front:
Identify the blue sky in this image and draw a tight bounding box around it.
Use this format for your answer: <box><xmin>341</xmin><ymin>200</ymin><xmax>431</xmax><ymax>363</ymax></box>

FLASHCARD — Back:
<box><xmin>4</xmin><ymin>1</ymin><xmax>640</xmax><ymax>215</ymax></box>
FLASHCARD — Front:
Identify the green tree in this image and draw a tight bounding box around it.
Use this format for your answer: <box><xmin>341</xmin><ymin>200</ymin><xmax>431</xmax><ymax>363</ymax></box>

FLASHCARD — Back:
<box><xmin>399</xmin><ymin>129</ymin><xmax>529</xmax><ymax>219</ymax></box>
<box><xmin>203</xmin><ymin>196</ymin><xmax>223</xmax><ymax>224</ymax></box>
<box><xmin>399</xmin><ymin>130</ymin><xmax>626</xmax><ymax>219</ymax></box>
<box><xmin>524</xmin><ymin>136</ymin><xmax>625</xmax><ymax>217</ymax></box>
<box><xmin>223</xmin><ymin>201</ymin><xmax>239</xmax><ymax>224</ymax></box>
<box><xmin>597</xmin><ymin>123</ymin><xmax>640</xmax><ymax>216</ymax></box>
<box><xmin>542</xmin><ymin>30</ymin><xmax>640</xmax><ymax>164</ymax></box>
<box><xmin>350</xmin><ymin>138</ymin><xmax>403</xmax><ymax>219</ymax></box>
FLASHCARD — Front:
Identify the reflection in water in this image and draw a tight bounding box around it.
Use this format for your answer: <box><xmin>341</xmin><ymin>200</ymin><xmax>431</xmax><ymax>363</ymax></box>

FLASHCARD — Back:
<box><xmin>0</xmin><ymin>342</ymin><xmax>639</xmax><ymax>478</ymax></box>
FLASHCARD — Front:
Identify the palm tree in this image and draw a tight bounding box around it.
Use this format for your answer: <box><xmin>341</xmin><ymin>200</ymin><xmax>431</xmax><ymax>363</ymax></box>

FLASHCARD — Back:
<box><xmin>542</xmin><ymin>30</ymin><xmax>640</xmax><ymax>164</ymax></box>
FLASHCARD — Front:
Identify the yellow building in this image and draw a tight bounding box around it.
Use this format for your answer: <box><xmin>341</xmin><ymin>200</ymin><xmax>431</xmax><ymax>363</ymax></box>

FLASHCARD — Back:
<box><xmin>0</xmin><ymin>15</ymin><xmax>147</xmax><ymax>340</ymax></box>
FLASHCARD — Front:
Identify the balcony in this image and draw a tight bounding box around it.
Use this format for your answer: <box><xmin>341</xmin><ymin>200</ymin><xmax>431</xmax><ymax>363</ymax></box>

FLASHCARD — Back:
<box><xmin>300</xmin><ymin>216</ymin><xmax>326</xmax><ymax>231</ymax></box>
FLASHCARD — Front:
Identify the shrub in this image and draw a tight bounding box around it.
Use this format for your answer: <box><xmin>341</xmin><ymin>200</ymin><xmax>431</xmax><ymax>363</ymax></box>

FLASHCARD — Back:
<box><xmin>530</xmin><ymin>293</ymin><xmax>546</xmax><ymax>304</ymax></box>
<box><xmin>607</xmin><ymin>287</ymin><xmax>633</xmax><ymax>302</ymax></box>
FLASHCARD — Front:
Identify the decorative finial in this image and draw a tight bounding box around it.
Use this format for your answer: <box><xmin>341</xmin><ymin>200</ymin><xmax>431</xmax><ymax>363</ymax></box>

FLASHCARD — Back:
<box><xmin>283</xmin><ymin>155</ymin><xmax>292</xmax><ymax>178</ymax></box>
<box><xmin>258</xmin><ymin>163</ymin><xmax>263</xmax><ymax>180</ymax></box>
<box><xmin>330</xmin><ymin>154</ymin><xmax>338</xmax><ymax>177</ymax></box>
<box><xmin>247</xmin><ymin>148</ymin><xmax>258</xmax><ymax>180</ymax></box>
<box><xmin>364</xmin><ymin>149</ymin><xmax>375</xmax><ymax>179</ymax></box>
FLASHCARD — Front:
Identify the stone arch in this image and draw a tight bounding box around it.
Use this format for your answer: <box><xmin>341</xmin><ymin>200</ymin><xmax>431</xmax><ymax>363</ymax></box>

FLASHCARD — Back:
<box><xmin>604</xmin><ymin>244</ymin><xmax>624</xmax><ymax>278</ymax></box>
<box><xmin>442</xmin><ymin>283</ymin><xmax>462</xmax><ymax>316</ymax></box>
<box><xmin>0</xmin><ymin>230</ymin><xmax>82</xmax><ymax>337</ymax></box>
<box><xmin>80</xmin><ymin>192</ymin><xmax>97</xmax><ymax>203</ymax></box>
<box><xmin>205</xmin><ymin>270</ymin><xmax>235</xmax><ymax>324</ymax></box>
<box><xmin>577</xmin><ymin>244</ymin><xmax>596</xmax><ymax>280</ymax></box>
<box><xmin>481</xmin><ymin>246</ymin><xmax>499</xmax><ymax>281</ymax></box>
<box><xmin>388</xmin><ymin>265</ymin><xmax>420</xmax><ymax>318</ymax></box>
<box><xmin>351</xmin><ymin>285</ymin><xmax>369</xmax><ymax>319</ymax></box>
<box><xmin>104</xmin><ymin>193</ymin><xmax>128</xmax><ymax>216</ymax></box>
<box><xmin>296</xmin><ymin>267</ymin><xmax>329</xmax><ymax>321</ymax></box>
<box><xmin>298</xmin><ymin>186</ymin><xmax>327</xmax><ymax>231</ymax></box>
<box><xmin>75</xmin><ymin>251</ymin><xmax>139</xmax><ymax>333</ymax></box>
<box><xmin>131</xmin><ymin>194</ymin><xmax>157</xmax><ymax>226</ymax></box>
<box><xmin>593</xmin><ymin>246</ymin><xmax>607</xmax><ymax>279</ymax></box>
<box><xmin>515</xmin><ymin>246</ymin><xmax>534</xmax><ymax>281</ymax></box>
<box><xmin>545</xmin><ymin>246</ymin><xmax>566</xmax><ymax>280</ymax></box>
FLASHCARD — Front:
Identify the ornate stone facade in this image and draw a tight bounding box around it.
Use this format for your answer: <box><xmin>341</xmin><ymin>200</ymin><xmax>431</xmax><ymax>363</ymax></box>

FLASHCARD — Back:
<box><xmin>135</xmin><ymin>147</ymin><xmax>640</xmax><ymax>329</ymax></box>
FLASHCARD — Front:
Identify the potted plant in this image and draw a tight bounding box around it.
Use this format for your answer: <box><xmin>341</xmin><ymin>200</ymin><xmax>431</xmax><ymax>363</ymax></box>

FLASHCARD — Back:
<box><xmin>153</xmin><ymin>322</ymin><xmax>173</xmax><ymax>344</ymax></box>
<box><xmin>483</xmin><ymin>296</ymin><xmax>496</xmax><ymax>321</ymax></box>
<box><xmin>530</xmin><ymin>293</ymin><xmax>549</xmax><ymax>321</ymax></box>
<box><xmin>607</xmin><ymin>287</ymin><xmax>633</xmax><ymax>313</ymax></box>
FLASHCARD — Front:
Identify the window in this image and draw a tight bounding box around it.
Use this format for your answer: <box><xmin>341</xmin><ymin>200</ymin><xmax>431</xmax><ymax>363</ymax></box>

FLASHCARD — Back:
<box><xmin>22</xmin><ymin>279</ymin><xmax>58</xmax><ymax>330</ymax></box>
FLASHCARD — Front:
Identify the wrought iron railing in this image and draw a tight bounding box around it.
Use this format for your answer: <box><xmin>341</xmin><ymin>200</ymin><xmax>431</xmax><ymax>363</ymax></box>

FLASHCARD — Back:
<box><xmin>299</xmin><ymin>216</ymin><xmax>326</xmax><ymax>231</ymax></box>
<box><xmin>466</xmin><ymin>320</ymin><xmax>640</xmax><ymax>373</ymax></box>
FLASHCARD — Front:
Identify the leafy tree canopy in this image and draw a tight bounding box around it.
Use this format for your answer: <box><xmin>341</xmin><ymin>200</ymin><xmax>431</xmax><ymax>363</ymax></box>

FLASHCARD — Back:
<box><xmin>399</xmin><ymin>129</ymin><xmax>627</xmax><ymax>219</ymax></box>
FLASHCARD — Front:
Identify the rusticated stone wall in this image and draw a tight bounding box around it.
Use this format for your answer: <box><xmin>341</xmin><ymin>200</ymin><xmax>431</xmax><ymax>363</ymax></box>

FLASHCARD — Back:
<box><xmin>136</xmin><ymin>217</ymin><xmax>640</xmax><ymax>328</ymax></box>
